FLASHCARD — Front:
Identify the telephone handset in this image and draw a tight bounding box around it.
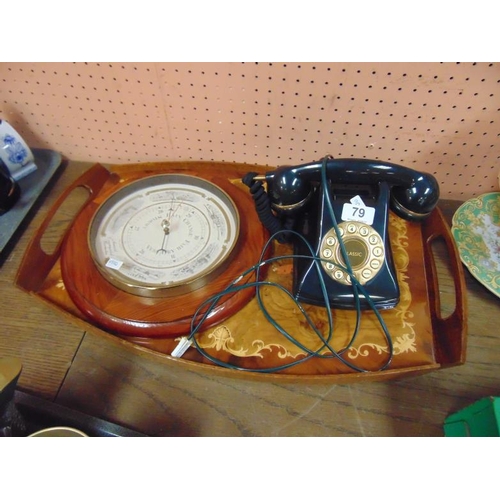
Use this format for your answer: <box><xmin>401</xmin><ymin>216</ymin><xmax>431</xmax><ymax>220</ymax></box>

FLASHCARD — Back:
<box><xmin>243</xmin><ymin>157</ymin><xmax>439</xmax><ymax>310</ymax></box>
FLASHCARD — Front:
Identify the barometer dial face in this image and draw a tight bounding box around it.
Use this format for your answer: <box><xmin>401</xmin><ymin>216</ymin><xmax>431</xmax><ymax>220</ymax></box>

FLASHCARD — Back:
<box><xmin>88</xmin><ymin>174</ymin><xmax>240</xmax><ymax>297</ymax></box>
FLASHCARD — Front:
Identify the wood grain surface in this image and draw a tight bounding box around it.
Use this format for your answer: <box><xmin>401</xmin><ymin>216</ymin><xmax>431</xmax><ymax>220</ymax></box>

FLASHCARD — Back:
<box><xmin>1</xmin><ymin>159</ymin><xmax>499</xmax><ymax>436</ymax></box>
<box><xmin>55</xmin><ymin>302</ymin><xmax>499</xmax><ymax>437</ymax></box>
<box><xmin>14</xmin><ymin>161</ymin><xmax>466</xmax><ymax>381</ymax></box>
<box><xmin>58</xmin><ymin>163</ymin><xmax>270</xmax><ymax>337</ymax></box>
<box><xmin>0</xmin><ymin>160</ymin><xmax>90</xmax><ymax>399</ymax></box>
<box><xmin>55</xmin><ymin>226</ymin><xmax>498</xmax><ymax>436</ymax></box>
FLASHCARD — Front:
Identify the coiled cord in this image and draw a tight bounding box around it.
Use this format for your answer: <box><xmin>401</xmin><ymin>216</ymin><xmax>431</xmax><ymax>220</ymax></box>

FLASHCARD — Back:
<box><xmin>242</xmin><ymin>172</ymin><xmax>293</xmax><ymax>243</ymax></box>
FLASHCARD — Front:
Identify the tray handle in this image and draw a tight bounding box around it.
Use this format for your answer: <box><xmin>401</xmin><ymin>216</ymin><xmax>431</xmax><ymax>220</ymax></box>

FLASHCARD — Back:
<box><xmin>422</xmin><ymin>207</ymin><xmax>468</xmax><ymax>367</ymax></box>
<box><xmin>16</xmin><ymin>164</ymin><xmax>112</xmax><ymax>293</ymax></box>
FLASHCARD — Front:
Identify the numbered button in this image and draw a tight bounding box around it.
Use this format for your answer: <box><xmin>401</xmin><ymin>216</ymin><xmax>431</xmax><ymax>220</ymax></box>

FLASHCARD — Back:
<box><xmin>319</xmin><ymin>222</ymin><xmax>385</xmax><ymax>286</ymax></box>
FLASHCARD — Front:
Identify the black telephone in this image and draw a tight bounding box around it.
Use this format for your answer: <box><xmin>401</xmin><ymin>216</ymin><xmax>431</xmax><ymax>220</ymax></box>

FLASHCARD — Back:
<box><xmin>243</xmin><ymin>157</ymin><xmax>439</xmax><ymax>310</ymax></box>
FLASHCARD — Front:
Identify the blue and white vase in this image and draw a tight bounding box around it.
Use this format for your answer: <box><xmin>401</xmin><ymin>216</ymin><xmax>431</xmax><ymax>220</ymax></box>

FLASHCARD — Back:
<box><xmin>0</xmin><ymin>119</ymin><xmax>37</xmax><ymax>181</ymax></box>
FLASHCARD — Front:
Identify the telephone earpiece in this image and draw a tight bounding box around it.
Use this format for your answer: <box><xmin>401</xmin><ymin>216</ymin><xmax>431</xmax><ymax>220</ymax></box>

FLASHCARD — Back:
<box><xmin>260</xmin><ymin>158</ymin><xmax>439</xmax><ymax>221</ymax></box>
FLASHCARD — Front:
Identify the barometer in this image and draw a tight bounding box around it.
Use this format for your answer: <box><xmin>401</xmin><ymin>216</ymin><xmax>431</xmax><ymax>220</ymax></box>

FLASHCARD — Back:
<box><xmin>57</xmin><ymin>163</ymin><xmax>269</xmax><ymax>338</ymax></box>
<box><xmin>88</xmin><ymin>174</ymin><xmax>240</xmax><ymax>297</ymax></box>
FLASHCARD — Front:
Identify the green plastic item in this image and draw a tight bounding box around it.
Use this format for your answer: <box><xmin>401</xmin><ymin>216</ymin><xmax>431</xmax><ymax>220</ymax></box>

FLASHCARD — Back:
<box><xmin>444</xmin><ymin>397</ymin><xmax>500</xmax><ymax>437</ymax></box>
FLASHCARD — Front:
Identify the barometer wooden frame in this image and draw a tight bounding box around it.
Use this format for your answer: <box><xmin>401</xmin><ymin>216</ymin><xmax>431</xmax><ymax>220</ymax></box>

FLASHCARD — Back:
<box><xmin>18</xmin><ymin>161</ymin><xmax>270</xmax><ymax>338</ymax></box>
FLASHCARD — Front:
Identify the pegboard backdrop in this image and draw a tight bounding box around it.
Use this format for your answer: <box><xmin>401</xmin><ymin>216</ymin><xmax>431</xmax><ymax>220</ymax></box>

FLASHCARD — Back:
<box><xmin>0</xmin><ymin>62</ymin><xmax>498</xmax><ymax>200</ymax></box>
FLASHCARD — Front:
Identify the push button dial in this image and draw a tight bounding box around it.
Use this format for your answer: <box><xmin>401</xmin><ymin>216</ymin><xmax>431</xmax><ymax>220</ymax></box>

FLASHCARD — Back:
<box><xmin>319</xmin><ymin>221</ymin><xmax>385</xmax><ymax>286</ymax></box>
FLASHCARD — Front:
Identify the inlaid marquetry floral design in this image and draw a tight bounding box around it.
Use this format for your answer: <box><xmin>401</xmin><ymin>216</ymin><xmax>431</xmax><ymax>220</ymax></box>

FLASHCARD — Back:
<box><xmin>197</xmin><ymin>325</ymin><xmax>417</xmax><ymax>360</ymax></box>
<box><xmin>198</xmin><ymin>325</ymin><xmax>303</xmax><ymax>359</ymax></box>
<box><xmin>347</xmin><ymin>333</ymin><xmax>417</xmax><ymax>359</ymax></box>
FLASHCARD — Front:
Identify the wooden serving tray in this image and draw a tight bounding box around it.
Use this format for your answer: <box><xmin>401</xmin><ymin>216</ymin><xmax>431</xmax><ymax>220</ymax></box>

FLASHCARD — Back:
<box><xmin>16</xmin><ymin>160</ymin><xmax>468</xmax><ymax>382</ymax></box>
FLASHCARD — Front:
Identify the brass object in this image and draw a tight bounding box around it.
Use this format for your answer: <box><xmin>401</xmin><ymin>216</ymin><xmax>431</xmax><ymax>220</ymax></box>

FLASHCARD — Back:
<box><xmin>88</xmin><ymin>174</ymin><xmax>240</xmax><ymax>298</ymax></box>
<box><xmin>319</xmin><ymin>221</ymin><xmax>385</xmax><ymax>286</ymax></box>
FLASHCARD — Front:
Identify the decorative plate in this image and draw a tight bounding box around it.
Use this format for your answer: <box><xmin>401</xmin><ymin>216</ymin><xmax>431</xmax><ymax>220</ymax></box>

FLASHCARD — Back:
<box><xmin>452</xmin><ymin>192</ymin><xmax>500</xmax><ymax>298</ymax></box>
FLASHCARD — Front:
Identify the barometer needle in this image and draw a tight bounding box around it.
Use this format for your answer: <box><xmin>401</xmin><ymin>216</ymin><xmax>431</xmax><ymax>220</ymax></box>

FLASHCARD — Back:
<box><xmin>157</xmin><ymin>219</ymin><xmax>170</xmax><ymax>254</ymax></box>
<box><xmin>157</xmin><ymin>200</ymin><xmax>184</xmax><ymax>254</ymax></box>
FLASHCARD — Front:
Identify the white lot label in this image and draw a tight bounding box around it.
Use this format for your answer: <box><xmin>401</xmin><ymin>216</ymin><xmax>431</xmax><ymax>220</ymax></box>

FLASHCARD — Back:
<box><xmin>341</xmin><ymin>195</ymin><xmax>375</xmax><ymax>225</ymax></box>
<box><xmin>105</xmin><ymin>258</ymin><xmax>123</xmax><ymax>270</ymax></box>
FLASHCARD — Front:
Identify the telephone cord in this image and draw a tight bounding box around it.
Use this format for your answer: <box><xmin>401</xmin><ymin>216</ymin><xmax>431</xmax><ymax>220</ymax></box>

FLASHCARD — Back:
<box><xmin>185</xmin><ymin>229</ymin><xmax>393</xmax><ymax>373</ymax></box>
<box><xmin>242</xmin><ymin>172</ymin><xmax>294</xmax><ymax>244</ymax></box>
<box><xmin>317</xmin><ymin>156</ymin><xmax>393</xmax><ymax>364</ymax></box>
<box><xmin>180</xmin><ymin>157</ymin><xmax>394</xmax><ymax>373</ymax></box>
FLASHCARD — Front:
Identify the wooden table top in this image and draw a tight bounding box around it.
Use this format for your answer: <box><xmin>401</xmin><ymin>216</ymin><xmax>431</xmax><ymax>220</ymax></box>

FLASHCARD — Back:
<box><xmin>1</xmin><ymin>159</ymin><xmax>499</xmax><ymax>436</ymax></box>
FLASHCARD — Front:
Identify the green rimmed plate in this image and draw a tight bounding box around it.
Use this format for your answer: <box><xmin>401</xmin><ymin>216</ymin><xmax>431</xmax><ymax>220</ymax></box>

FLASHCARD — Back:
<box><xmin>452</xmin><ymin>192</ymin><xmax>500</xmax><ymax>298</ymax></box>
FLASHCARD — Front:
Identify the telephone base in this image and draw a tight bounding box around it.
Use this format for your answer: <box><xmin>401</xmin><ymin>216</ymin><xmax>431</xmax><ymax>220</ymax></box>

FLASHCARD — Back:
<box><xmin>291</xmin><ymin>178</ymin><xmax>401</xmax><ymax>312</ymax></box>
